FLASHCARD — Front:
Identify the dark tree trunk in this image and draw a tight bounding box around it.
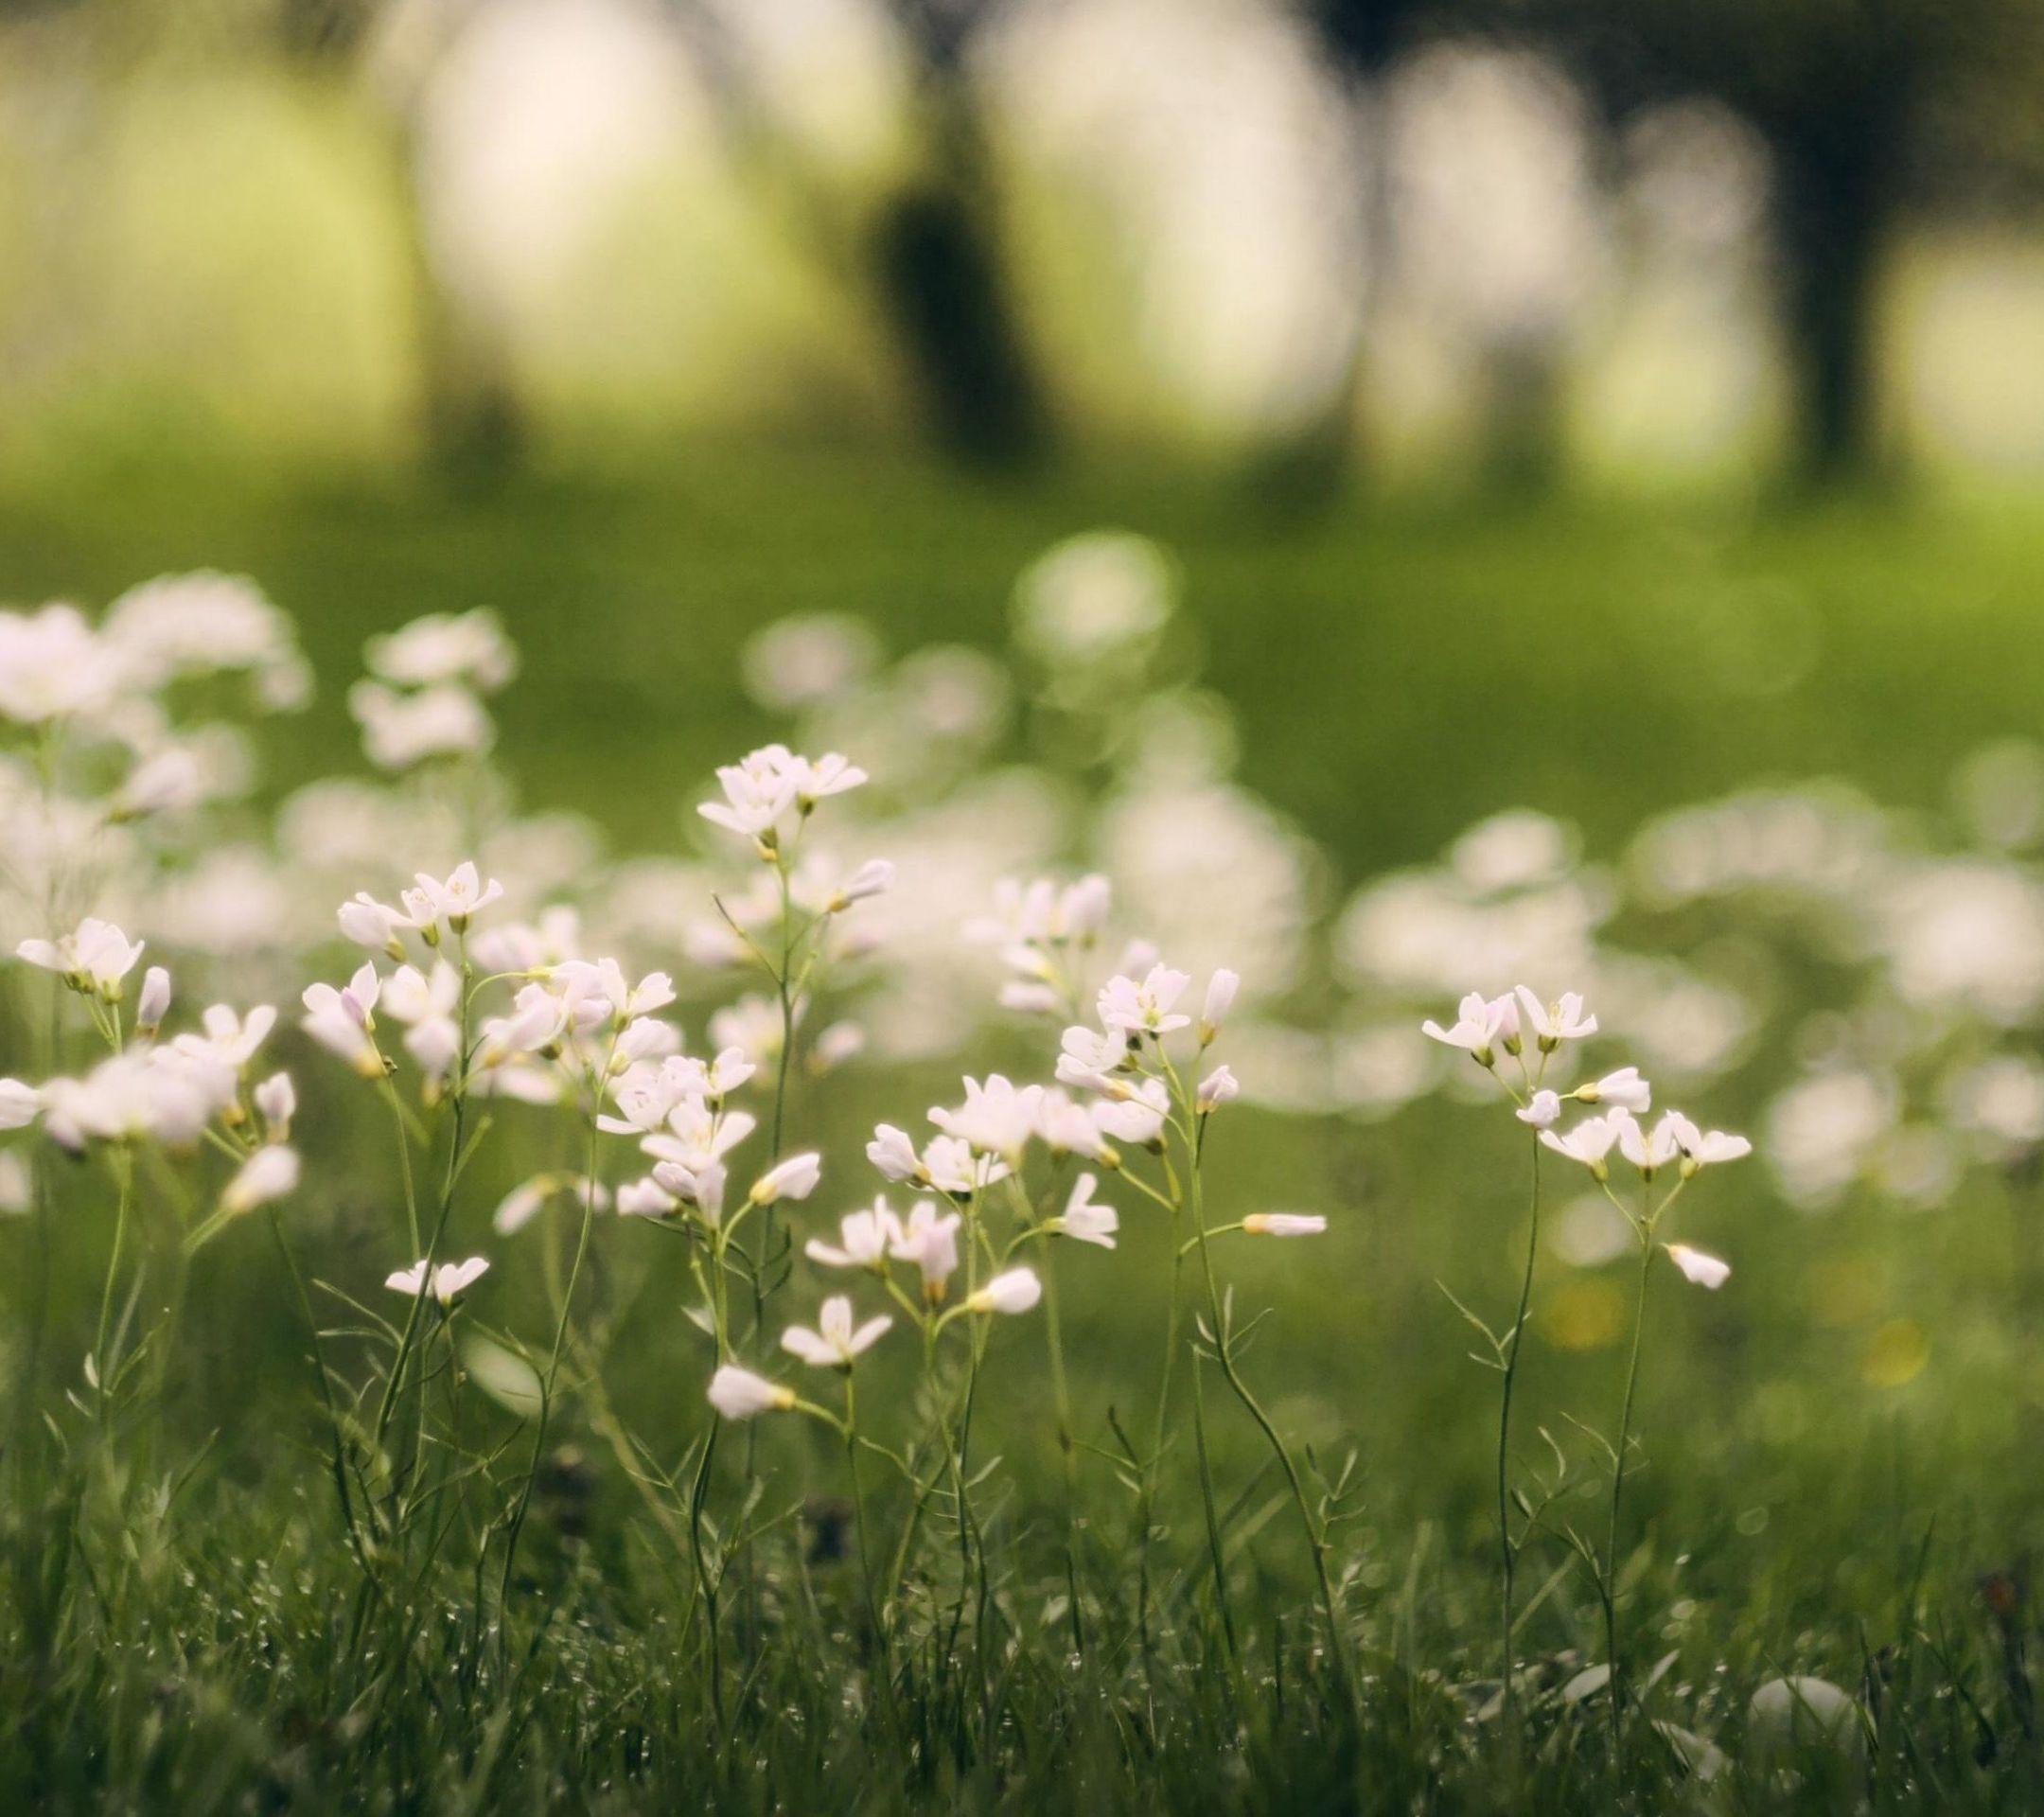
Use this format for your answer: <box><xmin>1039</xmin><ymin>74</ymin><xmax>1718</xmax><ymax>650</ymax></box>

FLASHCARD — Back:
<box><xmin>872</xmin><ymin>79</ymin><xmax>1046</xmax><ymax>467</ymax></box>
<box><xmin>392</xmin><ymin>115</ymin><xmax>524</xmax><ymax>494</ymax></box>
<box><xmin>1773</xmin><ymin>129</ymin><xmax>1891</xmax><ymax>486</ymax></box>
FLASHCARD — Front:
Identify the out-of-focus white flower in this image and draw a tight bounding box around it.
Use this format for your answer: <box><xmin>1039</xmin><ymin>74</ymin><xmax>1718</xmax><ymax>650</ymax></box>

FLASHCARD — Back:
<box><xmin>349</xmin><ymin>680</ymin><xmax>492</xmax><ymax>769</ymax></box>
<box><xmin>741</xmin><ymin>612</ymin><xmax>880</xmax><ymax>710</ymax></box>
<box><xmin>1098</xmin><ymin>964</ymin><xmax>1193</xmax><ymax>1036</ymax></box>
<box><xmin>1034</xmin><ymin>1089</ymin><xmax>1105</xmax><ymax>1156</ymax></box>
<box><xmin>136</xmin><ymin>966</ymin><xmax>172</xmax><ymax>1037</ymax></box>
<box><xmin>40</xmin><ymin>1053</ymin><xmax>219</xmax><ymax>1151</ymax></box>
<box><xmin>0</xmin><ymin>604</ymin><xmax>119</xmax><ymax>723</ymax></box>
<box><xmin>339</xmin><ymin>892</ymin><xmax>414</xmax><ymax>959</ymax></box>
<box><xmin>406</xmin><ymin>1017</ymin><xmax>462</xmax><ymax>1088</ymax></box>
<box><xmin>810</xmin><ymin>1022</ymin><xmax>865</xmax><ymax>1074</ymax></box>
<box><xmin>385</xmin><ymin>1255</ymin><xmax>489</xmax><ymax>1303</ymax></box>
<box><xmin>1540</xmin><ymin>1114</ymin><xmax>1619</xmax><ymax>1177</ymax></box>
<box><xmin>0</xmin><ymin>1079</ymin><xmax>42</xmax><ymax>1129</ymax></box>
<box><xmin>1242</xmin><ymin>1212</ymin><xmax>1327</xmax><ymax>1237</ymax></box>
<box><xmin>114</xmin><ymin>747</ymin><xmax>209</xmax><ymax>819</ymax></box>
<box><xmin>301</xmin><ymin>962</ymin><xmax>384</xmax><ymax>1077</ymax></box>
<box><xmin>1013</xmin><ymin>532</ymin><xmax>1172</xmax><ymax>665</ymax></box>
<box><xmin>1578</xmin><ymin>1067</ymin><xmax>1650</xmax><ymax>1113</ymax></box>
<box><xmin>1057</xmin><ymin>1173</ymin><xmax>1118</xmax><ymax>1247</ymax></box>
<box><xmin>1091</xmin><ymin>1079</ymin><xmax>1170</xmax><ymax>1146</ymax></box>
<box><xmin>492</xmin><ymin>1173</ymin><xmax>609</xmax><ymax>1236</ymax></box>
<box><xmin>930</xmin><ymin>1074</ymin><xmax>1043</xmax><ymax>1160</ymax></box>
<box><xmin>867</xmin><ymin>1123</ymin><xmax>923</xmax><ymax>1182</ymax></box>
<box><xmin>920</xmin><ymin>1134</ymin><xmax>1010</xmax><ymax>1194</ymax></box>
<box><xmin>749</xmin><ymin>1152</ymin><xmax>822</xmax><ymax>1206</ymax></box>
<box><xmin>1196</xmin><ymin>1065</ymin><xmax>1239</xmax><ymax>1112</ymax></box>
<box><xmin>782</xmin><ymin>1295</ymin><xmax>891</xmax><ymax>1367</ymax></box>
<box><xmin>1055</xmin><ymin>1025</ymin><xmax>1129</xmax><ymax>1093</ymax></box>
<box><xmin>805</xmin><ymin>1200</ymin><xmax>899</xmax><ymax>1269</ymax></box>
<box><xmin>1946</xmin><ymin>1055</ymin><xmax>2044</xmax><ymax>1159</ymax></box>
<box><xmin>221</xmin><ymin>1144</ymin><xmax>300</xmax><ymax>1215</ymax></box>
<box><xmin>1199</xmin><ymin>969</ymin><xmax>1239</xmax><ymax>1044</ymax></box>
<box><xmin>1665</xmin><ymin>1243</ymin><xmax>1730</xmax><ymax>1289</ymax></box>
<box><xmin>890</xmin><ymin>1200</ymin><xmax>961</xmax><ymax>1297</ymax></box>
<box><xmin>103</xmin><ymin>571</ymin><xmax>306</xmax><ymax>704</ymax></box>
<box><xmin>966</xmin><ymin>1267</ymin><xmax>1042</xmax><ymax>1314</ymax></box>
<box><xmin>1517</xmin><ymin>1089</ymin><xmax>1562</xmax><ymax>1129</ymax></box>
<box><xmin>709</xmin><ymin>995</ymin><xmax>785</xmax><ymax>1067</ymax></box>
<box><xmin>1420</xmin><ymin>991</ymin><xmax>1506</xmax><ymax>1063</ymax></box>
<box><xmin>617</xmin><ymin>1176</ymin><xmax>681</xmax><ymax>1219</ymax></box>
<box><xmin>1513</xmin><ymin>985</ymin><xmax>1597</xmax><ymax>1050</ymax></box>
<box><xmin>1766</xmin><ymin>1069</ymin><xmax>1894</xmax><ymax>1208</ymax></box>
<box><xmin>173</xmin><ymin>1003</ymin><xmax>278</xmax><ymax>1071</ymax></box>
<box><xmin>0</xmin><ymin>1150</ymin><xmax>29</xmax><ymax>1213</ymax></box>
<box><xmin>254</xmin><ymin>1071</ymin><xmax>295</xmax><ymax>1138</ymax></box>
<box><xmin>18</xmin><ymin>918</ymin><xmax>145</xmax><ymax>997</ymax></box>
<box><xmin>828</xmin><ymin>858</ymin><xmax>895</xmax><ymax>911</ymax></box>
<box><xmin>381</xmin><ymin>962</ymin><xmax>461</xmax><ymax>1030</ymax></box>
<box><xmin>708</xmin><ymin>1364</ymin><xmax>796</xmax><ymax>1420</ymax></box>
<box><xmin>364</xmin><ymin>608</ymin><xmax>518</xmax><ymax>693</ymax></box>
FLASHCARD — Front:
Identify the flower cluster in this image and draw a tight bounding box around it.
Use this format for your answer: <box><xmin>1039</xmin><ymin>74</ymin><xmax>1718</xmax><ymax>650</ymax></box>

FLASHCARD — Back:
<box><xmin>3</xmin><ymin>916</ymin><xmax>300</xmax><ymax>1232</ymax></box>
<box><xmin>349</xmin><ymin>608</ymin><xmax>515</xmax><ymax>770</ymax></box>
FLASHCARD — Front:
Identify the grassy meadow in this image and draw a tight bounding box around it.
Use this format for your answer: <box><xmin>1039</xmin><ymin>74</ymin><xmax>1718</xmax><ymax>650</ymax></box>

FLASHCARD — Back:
<box><xmin>2</xmin><ymin>451</ymin><xmax>2043</xmax><ymax>1811</ymax></box>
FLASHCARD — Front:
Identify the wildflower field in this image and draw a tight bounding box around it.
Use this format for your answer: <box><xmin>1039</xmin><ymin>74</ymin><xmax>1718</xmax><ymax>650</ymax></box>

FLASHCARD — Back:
<box><xmin>4</xmin><ymin>457</ymin><xmax>2044</xmax><ymax>1814</ymax></box>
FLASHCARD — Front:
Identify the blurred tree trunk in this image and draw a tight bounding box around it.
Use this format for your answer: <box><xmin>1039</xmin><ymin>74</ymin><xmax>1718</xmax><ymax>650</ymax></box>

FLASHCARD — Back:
<box><xmin>878</xmin><ymin>6</ymin><xmax>1046</xmax><ymax>466</ymax></box>
<box><xmin>283</xmin><ymin>0</ymin><xmax>523</xmax><ymax>490</ymax></box>
<box><xmin>1772</xmin><ymin>123</ymin><xmax>1893</xmax><ymax>487</ymax></box>
<box><xmin>387</xmin><ymin>108</ymin><xmax>524</xmax><ymax>493</ymax></box>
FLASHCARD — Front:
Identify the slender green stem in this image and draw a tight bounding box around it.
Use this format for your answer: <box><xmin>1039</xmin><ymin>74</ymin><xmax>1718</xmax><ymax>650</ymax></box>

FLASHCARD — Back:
<box><xmin>1604</xmin><ymin>1231</ymin><xmax>1656</xmax><ymax>1754</ymax></box>
<box><xmin>91</xmin><ymin>1147</ymin><xmax>134</xmax><ymax>1412</ymax></box>
<box><xmin>1497</xmin><ymin>1132</ymin><xmax>1542</xmax><ymax>1739</ymax></box>
<box><xmin>1028</xmin><ymin>1183</ymin><xmax>1086</xmax><ymax>1658</ymax></box>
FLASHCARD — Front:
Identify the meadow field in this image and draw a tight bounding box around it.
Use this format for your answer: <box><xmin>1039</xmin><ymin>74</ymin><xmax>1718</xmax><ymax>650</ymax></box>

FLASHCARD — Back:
<box><xmin>3</xmin><ymin>454</ymin><xmax>2043</xmax><ymax>1810</ymax></box>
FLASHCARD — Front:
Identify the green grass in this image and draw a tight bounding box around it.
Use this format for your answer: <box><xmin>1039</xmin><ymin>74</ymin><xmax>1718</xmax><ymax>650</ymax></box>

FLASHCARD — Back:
<box><xmin>4</xmin><ymin>449</ymin><xmax>2043</xmax><ymax>866</ymax></box>
<box><xmin>3</xmin><ymin>450</ymin><xmax>2044</xmax><ymax>1810</ymax></box>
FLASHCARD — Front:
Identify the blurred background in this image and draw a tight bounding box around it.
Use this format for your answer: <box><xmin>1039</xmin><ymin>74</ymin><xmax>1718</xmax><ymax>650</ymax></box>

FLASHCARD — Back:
<box><xmin>2</xmin><ymin>0</ymin><xmax>2043</xmax><ymax>490</ymax></box>
<box><xmin>6</xmin><ymin>0</ymin><xmax>2044</xmax><ymax>1628</ymax></box>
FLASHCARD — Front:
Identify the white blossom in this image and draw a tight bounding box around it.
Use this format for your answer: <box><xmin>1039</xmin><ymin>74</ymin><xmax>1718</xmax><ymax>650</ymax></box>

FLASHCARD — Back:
<box><xmin>384</xmin><ymin>1255</ymin><xmax>489</xmax><ymax>1303</ymax></box>
<box><xmin>1420</xmin><ymin>991</ymin><xmax>1506</xmax><ymax>1062</ymax></box>
<box><xmin>1539</xmin><ymin>1114</ymin><xmax>1619</xmax><ymax>1176</ymax></box>
<box><xmin>18</xmin><ymin>918</ymin><xmax>146</xmax><ymax>997</ymax></box>
<box><xmin>364</xmin><ymin>608</ymin><xmax>518</xmax><ymax>693</ymax></box>
<box><xmin>890</xmin><ymin>1200</ymin><xmax>962</xmax><ymax>1297</ymax></box>
<box><xmin>805</xmin><ymin>1201</ymin><xmax>899</xmax><ymax>1269</ymax></box>
<box><xmin>781</xmin><ymin>1295</ymin><xmax>891</xmax><ymax>1367</ymax></box>
<box><xmin>1513</xmin><ymin>985</ymin><xmax>1597</xmax><ymax>1049</ymax></box>
<box><xmin>1098</xmin><ymin>964</ymin><xmax>1193</xmax><ymax>1036</ymax></box>
<box><xmin>1665</xmin><ymin>1242</ymin><xmax>1731</xmax><ymax>1289</ymax></box>
<box><xmin>1199</xmin><ymin>968</ymin><xmax>1240</xmax><ymax>1043</ymax></box>
<box><xmin>136</xmin><ymin>966</ymin><xmax>172</xmax><ymax>1036</ymax></box>
<box><xmin>966</xmin><ymin>1267</ymin><xmax>1042</xmax><ymax>1315</ymax></box>
<box><xmin>221</xmin><ymin>1144</ymin><xmax>300</xmax><ymax>1215</ymax></box>
<box><xmin>749</xmin><ymin>1152</ymin><xmax>822</xmax><ymax>1206</ymax></box>
<box><xmin>1057</xmin><ymin>1173</ymin><xmax>1119</xmax><ymax>1247</ymax></box>
<box><xmin>0</xmin><ymin>1079</ymin><xmax>40</xmax><ymax>1129</ymax></box>
<box><xmin>1242</xmin><ymin>1212</ymin><xmax>1327</xmax><ymax>1237</ymax></box>
<box><xmin>707</xmin><ymin>1364</ymin><xmax>796</xmax><ymax>1420</ymax></box>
